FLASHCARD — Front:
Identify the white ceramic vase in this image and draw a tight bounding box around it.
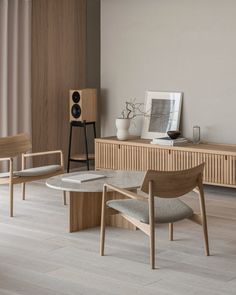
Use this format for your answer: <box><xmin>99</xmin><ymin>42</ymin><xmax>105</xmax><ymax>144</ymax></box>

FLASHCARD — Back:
<box><xmin>115</xmin><ymin>118</ymin><xmax>131</xmax><ymax>140</ymax></box>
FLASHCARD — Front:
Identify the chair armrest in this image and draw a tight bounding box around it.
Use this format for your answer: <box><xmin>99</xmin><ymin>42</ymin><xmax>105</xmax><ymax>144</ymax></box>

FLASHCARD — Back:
<box><xmin>23</xmin><ymin>150</ymin><xmax>63</xmax><ymax>157</ymax></box>
<box><xmin>104</xmin><ymin>183</ymin><xmax>147</xmax><ymax>201</ymax></box>
<box><xmin>0</xmin><ymin>157</ymin><xmax>11</xmax><ymax>162</ymax></box>
<box><xmin>0</xmin><ymin>157</ymin><xmax>14</xmax><ymax>180</ymax></box>
<box><xmin>23</xmin><ymin>150</ymin><xmax>64</xmax><ymax>167</ymax></box>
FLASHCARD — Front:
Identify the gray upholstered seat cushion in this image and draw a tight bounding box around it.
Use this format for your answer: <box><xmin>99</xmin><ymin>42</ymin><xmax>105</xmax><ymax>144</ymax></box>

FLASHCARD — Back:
<box><xmin>107</xmin><ymin>197</ymin><xmax>193</xmax><ymax>224</ymax></box>
<box><xmin>14</xmin><ymin>165</ymin><xmax>62</xmax><ymax>177</ymax></box>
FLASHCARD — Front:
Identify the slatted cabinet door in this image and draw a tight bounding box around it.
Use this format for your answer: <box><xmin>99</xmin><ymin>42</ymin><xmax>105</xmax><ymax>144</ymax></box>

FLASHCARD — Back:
<box><xmin>203</xmin><ymin>153</ymin><xmax>230</xmax><ymax>186</ymax></box>
<box><xmin>213</xmin><ymin>154</ymin><xmax>236</xmax><ymax>186</ymax></box>
<box><xmin>116</xmin><ymin>144</ymin><xmax>147</xmax><ymax>171</ymax></box>
<box><xmin>117</xmin><ymin>145</ymin><xmax>175</xmax><ymax>171</ymax></box>
<box><xmin>170</xmin><ymin>150</ymin><xmax>190</xmax><ymax>171</ymax></box>
<box><xmin>95</xmin><ymin>142</ymin><xmax>118</xmax><ymax>170</ymax></box>
<box><xmin>231</xmin><ymin>156</ymin><xmax>236</xmax><ymax>186</ymax></box>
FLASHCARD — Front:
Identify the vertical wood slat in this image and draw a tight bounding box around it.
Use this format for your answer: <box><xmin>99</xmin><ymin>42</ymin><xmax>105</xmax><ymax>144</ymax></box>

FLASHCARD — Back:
<box><xmin>225</xmin><ymin>155</ymin><xmax>229</xmax><ymax>185</ymax></box>
<box><xmin>95</xmin><ymin>139</ymin><xmax>236</xmax><ymax>188</ymax></box>
<box><xmin>233</xmin><ymin>156</ymin><xmax>236</xmax><ymax>185</ymax></box>
<box><xmin>206</xmin><ymin>153</ymin><xmax>210</xmax><ymax>183</ymax></box>
<box><xmin>215</xmin><ymin>154</ymin><xmax>218</xmax><ymax>184</ymax></box>
<box><xmin>221</xmin><ymin>155</ymin><xmax>224</xmax><ymax>184</ymax></box>
<box><xmin>229</xmin><ymin>155</ymin><xmax>232</xmax><ymax>185</ymax></box>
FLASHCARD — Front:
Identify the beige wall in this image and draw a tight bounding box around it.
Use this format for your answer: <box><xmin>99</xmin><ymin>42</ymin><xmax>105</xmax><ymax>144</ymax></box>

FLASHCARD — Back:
<box><xmin>101</xmin><ymin>0</ymin><xmax>236</xmax><ymax>144</ymax></box>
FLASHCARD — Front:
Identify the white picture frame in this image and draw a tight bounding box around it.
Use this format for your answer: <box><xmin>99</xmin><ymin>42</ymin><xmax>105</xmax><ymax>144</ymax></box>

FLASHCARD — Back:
<box><xmin>141</xmin><ymin>91</ymin><xmax>183</xmax><ymax>139</ymax></box>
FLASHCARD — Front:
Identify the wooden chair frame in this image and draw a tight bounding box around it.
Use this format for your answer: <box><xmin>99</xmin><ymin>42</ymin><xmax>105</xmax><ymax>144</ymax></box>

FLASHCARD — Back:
<box><xmin>0</xmin><ymin>133</ymin><xmax>66</xmax><ymax>217</ymax></box>
<box><xmin>100</xmin><ymin>163</ymin><xmax>209</xmax><ymax>269</ymax></box>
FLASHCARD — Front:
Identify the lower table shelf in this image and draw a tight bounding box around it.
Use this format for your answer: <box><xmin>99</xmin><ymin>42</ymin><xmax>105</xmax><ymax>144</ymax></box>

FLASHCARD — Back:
<box><xmin>70</xmin><ymin>153</ymin><xmax>95</xmax><ymax>161</ymax></box>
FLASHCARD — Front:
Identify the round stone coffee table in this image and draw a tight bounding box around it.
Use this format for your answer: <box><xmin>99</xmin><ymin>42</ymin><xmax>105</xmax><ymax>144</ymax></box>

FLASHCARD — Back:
<box><xmin>46</xmin><ymin>170</ymin><xmax>145</xmax><ymax>232</ymax></box>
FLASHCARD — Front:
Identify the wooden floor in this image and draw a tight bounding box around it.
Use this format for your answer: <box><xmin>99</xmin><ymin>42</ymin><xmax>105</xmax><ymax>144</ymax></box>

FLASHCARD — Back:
<box><xmin>0</xmin><ymin>181</ymin><xmax>236</xmax><ymax>295</ymax></box>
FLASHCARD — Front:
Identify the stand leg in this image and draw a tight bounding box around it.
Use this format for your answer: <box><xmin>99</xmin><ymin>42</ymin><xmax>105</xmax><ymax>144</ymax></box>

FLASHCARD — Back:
<box><xmin>67</xmin><ymin>122</ymin><xmax>73</xmax><ymax>173</ymax></box>
<box><xmin>83</xmin><ymin>121</ymin><xmax>89</xmax><ymax>170</ymax></box>
<box><xmin>93</xmin><ymin>122</ymin><xmax>97</xmax><ymax>138</ymax></box>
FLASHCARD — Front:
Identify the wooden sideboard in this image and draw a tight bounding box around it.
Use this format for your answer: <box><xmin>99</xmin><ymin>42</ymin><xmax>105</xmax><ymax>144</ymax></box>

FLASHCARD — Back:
<box><xmin>95</xmin><ymin>137</ymin><xmax>236</xmax><ymax>188</ymax></box>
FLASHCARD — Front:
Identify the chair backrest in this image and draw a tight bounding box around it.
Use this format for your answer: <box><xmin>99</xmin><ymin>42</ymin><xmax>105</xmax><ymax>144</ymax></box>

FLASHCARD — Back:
<box><xmin>140</xmin><ymin>163</ymin><xmax>205</xmax><ymax>198</ymax></box>
<box><xmin>0</xmin><ymin>133</ymin><xmax>32</xmax><ymax>158</ymax></box>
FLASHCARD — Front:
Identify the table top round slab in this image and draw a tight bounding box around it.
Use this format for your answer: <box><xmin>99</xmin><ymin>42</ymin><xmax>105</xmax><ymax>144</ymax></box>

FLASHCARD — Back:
<box><xmin>46</xmin><ymin>170</ymin><xmax>145</xmax><ymax>192</ymax></box>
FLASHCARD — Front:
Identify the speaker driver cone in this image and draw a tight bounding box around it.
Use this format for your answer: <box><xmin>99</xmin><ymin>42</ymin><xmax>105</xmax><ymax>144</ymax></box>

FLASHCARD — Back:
<box><xmin>72</xmin><ymin>91</ymin><xmax>80</xmax><ymax>103</ymax></box>
<box><xmin>71</xmin><ymin>104</ymin><xmax>81</xmax><ymax>119</ymax></box>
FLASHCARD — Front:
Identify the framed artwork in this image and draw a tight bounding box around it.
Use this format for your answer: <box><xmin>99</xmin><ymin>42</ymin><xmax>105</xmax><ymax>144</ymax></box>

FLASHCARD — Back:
<box><xmin>141</xmin><ymin>91</ymin><xmax>183</xmax><ymax>139</ymax></box>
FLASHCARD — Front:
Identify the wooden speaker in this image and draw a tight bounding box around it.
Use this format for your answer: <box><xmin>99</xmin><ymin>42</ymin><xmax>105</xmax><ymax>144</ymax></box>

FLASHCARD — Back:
<box><xmin>69</xmin><ymin>89</ymin><xmax>97</xmax><ymax>122</ymax></box>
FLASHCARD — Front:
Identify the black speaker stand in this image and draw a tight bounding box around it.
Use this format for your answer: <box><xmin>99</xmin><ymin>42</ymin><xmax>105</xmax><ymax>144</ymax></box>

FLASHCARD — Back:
<box><xmin>67</xmin><ymin>121</ymin><xmax>96</xmax><ymax>173</ymax></box>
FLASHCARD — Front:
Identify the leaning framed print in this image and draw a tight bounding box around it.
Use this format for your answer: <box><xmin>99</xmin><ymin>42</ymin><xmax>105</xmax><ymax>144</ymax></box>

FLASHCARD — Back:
<box><xmin>141</xmin><ymin>91</ymin><xmax>183</xmax><ymax>139</ymax></box>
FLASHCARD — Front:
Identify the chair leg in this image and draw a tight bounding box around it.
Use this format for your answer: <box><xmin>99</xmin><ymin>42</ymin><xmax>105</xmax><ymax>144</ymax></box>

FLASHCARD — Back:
<box><xmin>198</xmin><ymin>184</ymin><xmax>210</xmax><ymax>256</ymax></box>
<box><xmin>22</xmin><ymin>183</ymin><xmax>26</xmax><ymax>200</ymax></box>
<box><xmin>149</xmin><ymin>224</ymin><xmax>155</xmax><ymax>269</ymax></box>
<box><xmin>202</xmin><ymin>218</ymin><xmax>210</xmax><ymax>256</ymax></box>
<box><xmin>63</xmin><ymin>191</ymin><xmax>67</xmax><ymax>205</ymax></box>
<box><xmin>169</xmin><ymin>223</ymin><xmax>173</xmax><ymax>241</ymax></box>
<box><xmin>10</xmin><ymin>183</ymin><xmax>14</xmax><ymax>217</ymax></box>
<box><xmin>100</xmin><ymin>186</ymin><xmax>107</xmax><ymax>256</ymax></box>
<box><xmin>148</xmin><ymin>182</ymin><xmax>155</xmax><ymax>269</ymax></box>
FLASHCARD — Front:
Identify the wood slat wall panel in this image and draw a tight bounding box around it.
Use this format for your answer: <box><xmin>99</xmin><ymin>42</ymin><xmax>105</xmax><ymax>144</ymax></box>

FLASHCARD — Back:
<box><xmin>31</xmin><ymin>0</ymin><xmax>86</xmax><ymax>166</ymax></box>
